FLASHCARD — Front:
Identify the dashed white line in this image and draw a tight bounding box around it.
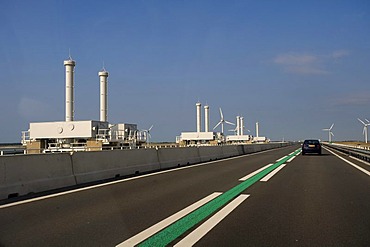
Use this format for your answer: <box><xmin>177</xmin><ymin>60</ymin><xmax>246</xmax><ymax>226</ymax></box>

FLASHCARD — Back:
<box><xmin>174</xmin><ymin>194</ymin><xmax>250</xmax><ymax>247</ymax></box>
<box><xmin>239</xmin><ymin>164</ymin><xmax>274</xmax><ymax>181</ymax></box>
<box><xmin>324</xmin><ymin>147</ymin><xmax>370</xmax><ymax>176</ymax></box>
<box><xmin>260</xmin><ymin>164</ymin><xmax>287</xmax><ymax>182</ymax></box>
<box><xmin>276</xmin><ymin>156</ymin><xmax>287</xmax><ymax>162</ymax></box>
<box><xmin>287</xmin><ymin>156</ymin><xmax>296</xmax><ymax>163</ymax></box>
<box><xmin>116</xmin><ymin>192</ymin><xmax>222</xmax><ymax>247</ymax></box>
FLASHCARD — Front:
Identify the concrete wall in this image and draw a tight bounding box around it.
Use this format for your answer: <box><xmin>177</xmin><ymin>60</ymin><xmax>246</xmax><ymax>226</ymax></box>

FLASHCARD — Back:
<box><xmin>73</xmin><ymin>148</ymin><xmax>160</xmax><ymax>184</ymax></box>
<box><xmin>0</xmin><ymin>143</ymin><xmax>289</xmax><ymax>200</ymax></box>
<box><xmin>0</xmin><ymin>153</ymin><xmax>75</xmax><ymax>200</ymax></box>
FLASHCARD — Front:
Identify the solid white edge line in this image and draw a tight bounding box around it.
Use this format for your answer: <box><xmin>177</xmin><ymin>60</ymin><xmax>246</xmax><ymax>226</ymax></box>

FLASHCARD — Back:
<box><xmin>239</xmin><ymin>164</ymin><xmax>274</xmax><ymax>181</ymax></box>
<box><xmin>349</xmin><ymin>156</ymin><xmax>370</xmax><ymax>167</ymax></box>
<box><xmin>116</xmin><ymin>192</ymin><xmax>222</xmax><ymax>247</ymax></box>
<box><xmin>276</xmin><ymin>155</ymin><xmax>287</xmax><ymax>162</ymax></box>
<box><xmin>324</xmin><ymin>147</ymin><xmax>370</xmax><ymax>176</ymax></box>
<box><xmin>174</xmin><ymin>194</ymin><xmax>250</xmax><ymax>247</ymax></box>
<box><xmin>260</xmin><ymin>164</ymin><xmax>287</xmax><ymax>182</ymax></box>
<box><xmin>0</xmin><ymin>148</ymin><xmax>280</xmax><ymax>209</ymax></box>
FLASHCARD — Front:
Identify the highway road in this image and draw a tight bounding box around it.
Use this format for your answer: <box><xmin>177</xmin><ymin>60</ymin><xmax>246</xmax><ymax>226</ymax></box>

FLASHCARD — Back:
<box><xmin>1</xmin><ymin>144</ymin><xmax>369</xmax><ymax>246</ymax></box>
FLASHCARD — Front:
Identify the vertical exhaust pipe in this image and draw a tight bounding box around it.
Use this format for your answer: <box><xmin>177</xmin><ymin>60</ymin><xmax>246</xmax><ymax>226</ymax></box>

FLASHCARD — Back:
<box><xmin>196</xmin><ymin>102</ymin><xmax>201</xmax><ymax>132</ymax></box>
<box><xmin>240</xmin><ymin>117</ymin><xmax>244</xmax><ymax>135</ymax></box>
<box><xmin>204</xmin><ymin>105</ymin><xmax>209</xmax><ymax>132</ymax></box>
<box><xmin>64</xmin><ymin>58</ymin><xmax>76</xmax><ymax>122</ymax></box>
<box><xmin>99</xmin><ymin>69</ymin><xmax>109</xmax><ymax>122</ymax></box>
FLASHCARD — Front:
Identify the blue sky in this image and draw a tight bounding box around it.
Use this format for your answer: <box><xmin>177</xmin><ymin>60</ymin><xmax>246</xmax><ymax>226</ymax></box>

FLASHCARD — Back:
<box><xmin>1</xmin><ymin>0</ymin><xmax>369</xmax><ymax>143</ymax></box>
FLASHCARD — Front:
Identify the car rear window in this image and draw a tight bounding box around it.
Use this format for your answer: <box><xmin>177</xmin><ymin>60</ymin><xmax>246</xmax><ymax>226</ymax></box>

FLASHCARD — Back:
<box><xmin>304</xmin><ymin>140</ymin><xmax>320</xmax><ymax>145</ymax></box>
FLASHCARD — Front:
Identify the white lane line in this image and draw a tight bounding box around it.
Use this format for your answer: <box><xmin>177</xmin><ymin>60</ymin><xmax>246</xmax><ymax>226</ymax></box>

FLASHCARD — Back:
<box><xmin>260</xmin><ymin>164</ymin><xmax>287</xmax><ymax>182</ymax></box>
<box><xmin>174</xmin><ymin>194</ymin><xmax>250</xmax><ymax>247</ymax></box>
<box><xmin>324</xmin><ymin>147</ymin><xmax>370</xmax><ymax>176</ymax></box>
<box><xmin>116</xmin><ymin>192</ymin><xmax>222</xmax><ymax>247</ymax></box>
<box><xmin>349</xmin><ymin>156</ymin><xmax>370</xmax><ymax>167</ymax></box>
<box><xmin>276</xmin><ymin>156</ymin><xmax>287</xmax><ymax>162</ymax></box>
<box><xmin>289</xmin><ymin>152</ymin><xmax>295</xmax><ymax>155</ymax></box>
<box><xmin>239</xmin><ymin>164</ymin><xmax>274</xmax><ymax>181</ymax></box>
<box><xmin>0</xmin><ymin>148</ymin><xmax>280</xmax><ymax>209</ymax></box>
<box><xmin>287</xmin><ymin>156</ymin><xmax>296</xmax><ymax>163</ymax></box>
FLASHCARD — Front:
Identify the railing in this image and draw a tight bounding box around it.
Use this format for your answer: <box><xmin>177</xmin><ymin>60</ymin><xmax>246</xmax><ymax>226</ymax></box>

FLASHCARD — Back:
<box><xmin>323</xmin><ymin>142</ymin><xmax>370</xmax><ymax>163</ymax></box>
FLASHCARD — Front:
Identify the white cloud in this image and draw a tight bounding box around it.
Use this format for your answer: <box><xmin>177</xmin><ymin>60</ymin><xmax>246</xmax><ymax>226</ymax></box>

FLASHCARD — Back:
<box><xmin>273</xmin><ymin>50</ymin><xmax>350</xmax><ymax>75</ymax></box>
<box><xmin>331</xmin><ymin>50</ymin><xmax>350</xmax><ymax>59</ymax></box>
<box><xmin>273</xmin><ymin>53</ymin><xmax>328</xmax><ymax>75</ymax></box>
<box><xmin>331</xmin><ymin>91</ymin><xmax>370</xmax><ymax>106</ymax></box>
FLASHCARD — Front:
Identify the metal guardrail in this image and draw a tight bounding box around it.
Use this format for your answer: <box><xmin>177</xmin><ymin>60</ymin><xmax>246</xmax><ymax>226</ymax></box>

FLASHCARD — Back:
<box><xmin>323</xmin><ymin>143</ymin><xmax>370</xmax><ymax>163</ymax></box>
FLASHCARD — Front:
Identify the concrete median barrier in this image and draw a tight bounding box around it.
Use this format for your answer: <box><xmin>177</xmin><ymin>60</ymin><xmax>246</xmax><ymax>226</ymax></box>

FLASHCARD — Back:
<box><xmin>157</xmin><ymin>147</ymin><xmax>201</xmax><ymax>169</ymax></box>
<box><xmin>0</xmin><ymin>153</ymin><xmax>75</xmax><ymax>200</ymax></box>
<box><xmin>72</xmin><ymin>148</ymin><xmax>160</xmax><ymax>184</ymax></box>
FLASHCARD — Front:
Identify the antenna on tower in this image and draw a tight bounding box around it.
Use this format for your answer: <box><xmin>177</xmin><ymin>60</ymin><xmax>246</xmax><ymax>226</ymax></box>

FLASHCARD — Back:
<box><xmin>68</xmin><ymin>48</ymin><xmax>72</xmax><ymax>60</ymax></box>
<box><xmin>102</xmin><ymin>61</ymin><xmax>106</xmax><ymax>71</ymax></box>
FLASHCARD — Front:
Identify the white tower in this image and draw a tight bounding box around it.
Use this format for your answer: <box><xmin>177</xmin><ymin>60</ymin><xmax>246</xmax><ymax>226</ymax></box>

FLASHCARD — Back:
<box><xmin>196</xmin><ymin>102</ymin><xmax>202</xmax><ymax>132</ymax></box>
<box><xmin>236</xmin><ymin>116</ymin><xmax>240</xmax><ymax>135</ymax></box>
<box><xmin>99</xmin><ymin>68</ymin><xmax>109</xmax><ymax>122</ymax></box>
<box><xmin>240</xmin><ymin>117</ymin><xmax>244</xmax><ymax>135</ymax></box>
<box><xmin>256</xmin><ymin>122</ymin><xmax>259</xmax><ymax>138</ymax></box>
<box><xmin>64</xmin><ymin>58</ymin><xmax>76</xmax><ymax>122</ymax></box>
<box><xmin>204</xmin><ymin>105</ymin><xmax>209</xmax><ymax>132</ymax></box>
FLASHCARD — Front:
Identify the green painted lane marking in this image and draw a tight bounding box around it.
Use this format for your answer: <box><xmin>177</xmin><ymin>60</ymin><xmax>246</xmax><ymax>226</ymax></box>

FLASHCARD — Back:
<box><xmin>138</xmin><ymin>148</ymin><xmax>301</xmax><ymax>247</ymax></box>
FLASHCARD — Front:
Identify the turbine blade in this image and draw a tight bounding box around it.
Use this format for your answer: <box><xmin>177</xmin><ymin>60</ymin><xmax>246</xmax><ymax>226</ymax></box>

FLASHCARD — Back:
<box><xmin>213</xmin><ymin>121</ymin><xmax>222</xmax><ymax>130</ymax></box>
<box><xmin>330</xmin><ymin>123</ymin><xmax>334</xmax><ymax>130</ymax></box>
<box><xmin>219</xmin><ymin>108</ymin><xmax>224</xmax><ymax>120</ymax></box>
<box><xmin>225</xmin><ymin>121</ymin><xmax>235</xmax><ymax>125</ymax></box>
<box><xmin>331</xmin><ymin>132</ymin><xmax>334</xmax><ymax>136</ymax></box>
<box><xmin>365</xmin><ymin>119</ymin><xmax>370</xmax><ymax>123</ymax></box>
<box><xmin>358</xmin><ymin>118</ymin><xmax>365</xmax><ymax>125</ymax></box>
<box><xmin>149</xmin><ymin>125</ymin><xmax>154</xmax><ymax>131</ymax></box>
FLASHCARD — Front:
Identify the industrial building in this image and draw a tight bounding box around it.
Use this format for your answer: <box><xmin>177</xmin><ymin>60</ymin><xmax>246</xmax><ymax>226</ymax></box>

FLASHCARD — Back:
<box><xmin>22</xmin><ymin>56</ymin><xmax>148</xmax><ymax>153</ymax></box>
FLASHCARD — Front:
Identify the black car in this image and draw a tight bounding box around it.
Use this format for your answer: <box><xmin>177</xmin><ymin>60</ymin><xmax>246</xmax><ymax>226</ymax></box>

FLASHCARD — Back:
<box><xmin>302</xmin><ymin>139</ymin><xmax>322</xmax><ymax>155</ymax></box>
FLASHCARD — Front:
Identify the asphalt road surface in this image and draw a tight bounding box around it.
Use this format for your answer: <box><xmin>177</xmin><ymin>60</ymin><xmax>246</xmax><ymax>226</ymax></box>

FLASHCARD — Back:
<box><xmin>1</xmin><ymin>144</ymin><xmax>369</xmax><ymax>246</ymax></box>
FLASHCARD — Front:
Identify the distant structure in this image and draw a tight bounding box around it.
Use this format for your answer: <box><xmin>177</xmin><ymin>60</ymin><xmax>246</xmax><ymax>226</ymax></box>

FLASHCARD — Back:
<box><xmin>253</xmin><ymin>121</ymin><xmax>268</xmax><ymax>143</ymax></box>
<box><xmin>64</xmin><ymin>58</ymin><xmax>76</xmax><ymax>122</ymax></box>
<box><xmin>21</xmin><ymin>56</ymin><xmax>148</xmax><ymax>153</ymax></box>
<box><xmin>176</xmin><ymin>103</ymin><xmax>219</xmax><ymax>146</ymax></box>
<box><xmin>99</xmin><ymin>68</ymin><xmax>109</xmax><ymax>122</ymax></box>
<box><xmin>225</xmin><ymin>115</ymin><xmax>253</xmax><ymax>143</ymax></box>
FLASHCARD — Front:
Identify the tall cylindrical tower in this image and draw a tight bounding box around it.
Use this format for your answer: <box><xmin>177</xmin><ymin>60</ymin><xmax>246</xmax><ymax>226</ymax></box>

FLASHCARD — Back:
<box><xmin>240</xmin><ymin>117</ymin><xmax>244</xmax><ymax>135</ymax></box>
<box><xmin>64</xmin><ymin>58</ymin><xmax>76</xmax><ymax>122</ymax></box>
<box><xmin>236</xmin><ymin>116</ymin><xmax>240</xmax><ymax>135</ymax></box>
<box><xmin>99</xmin><ymin>69</ymin><xmax>109</xmax><ymax>122</ymax></box>
<box><xmin>196</xmin><ymin>102</ymin><xmax>202</xmax><ymax>132</ymax></box>
<box><xmin>204</xmin><ymin>105</ymin><xmax>209</xmax><ymax>132</ymax></box>
<box><xmin>256</xmin><ymin>122</ymin><xmax>259</xmax><ymax>138</ymax></box>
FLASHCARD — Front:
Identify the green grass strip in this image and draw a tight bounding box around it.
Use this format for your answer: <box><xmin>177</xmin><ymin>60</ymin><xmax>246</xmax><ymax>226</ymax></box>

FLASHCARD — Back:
<box><xmin>138</xmin><ymin>148</ymin><xmax>301</xmax><ymax>247</ymax></box>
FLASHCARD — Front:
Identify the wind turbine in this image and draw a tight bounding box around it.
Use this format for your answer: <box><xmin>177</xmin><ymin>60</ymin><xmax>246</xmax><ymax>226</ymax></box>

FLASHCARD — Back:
<box><xmin>322</xmin><ymin>123</ymin><xmax>334</xmax><ymax>143</ymax></box>
<box><xmin>143</xmin><ymin>125</ymin><xmax>153</xmax><ymax>144</ymax></box>
<box><xmin>358</xmin><ymin>118</ymin><xmax>369</xmax><ymax>143</ymax></box>
<box><xmin>213</xmin><ymin>108</ymin><xmax>235</xmax><ymax>134</ymax></box>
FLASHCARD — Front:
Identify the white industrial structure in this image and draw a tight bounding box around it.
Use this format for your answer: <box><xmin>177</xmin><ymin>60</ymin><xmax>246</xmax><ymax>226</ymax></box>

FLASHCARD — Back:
<box><xmin>358</xmin><ymin>118</ymin><xmax>369</xmax><ymax>143</ymax></box>
<box><xmin>225</xmin><ymin>115</ymin><xmax>252</xmax><ymax>143</ymax></box>
<box><xmin>21</xmin><ymin>56</ymin><xmax>148</xmax><ymax>153</ymax></box>
<box><xmin>64</xmin><ymin>58</ymin><xmax>76</xmax><ymax>122</ymax></box>
<box><xmin>177</xmin><ymin>103</ymin><xmax>218</xmax><ymax>146</ymax></box>
<box><xmin>322</xmin><ymin>123</ymin><xmax>334</xmax><ymax>143</ymax></box>
<box><xmin>253</xmin><ymin>121</ymin><xmax>268</xmax><ymax>143</ymax></box>
<box><xmin>99</xmin><ymin>68</ymin><xmax>109</xmax><ymax>122</ymax></box>
<box><xmin>204</xmin><ymin>105</ymin><xmax>210</xmax><ymax>132</ymax></box>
